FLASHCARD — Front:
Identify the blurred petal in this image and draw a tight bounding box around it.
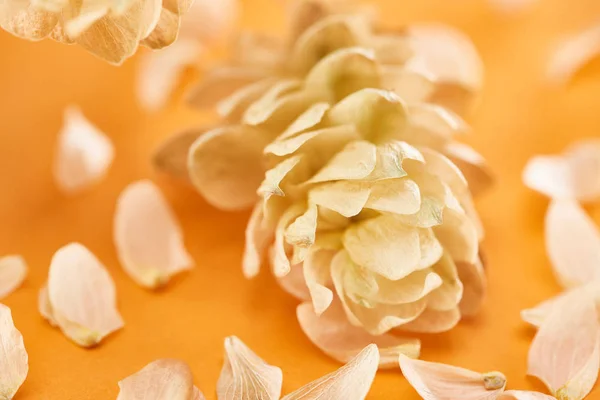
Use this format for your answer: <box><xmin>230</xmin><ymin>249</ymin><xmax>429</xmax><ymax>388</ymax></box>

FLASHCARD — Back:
<box><xmin>404</xmin><ymin>103</ymin><xmax>468</xmax><ymax>150</ymax></box>
<box><xmin>281</xmin><ymin>344</ymin><xmax>379</xmax><ymax>400</ymax></box>
<box><xmin>38</xmin><ymin>285</ymin><xmax>57</xmax><ymax>327</ymax></box>
<box><xmin>400</xmin><ymin>355</ymin><xmax>506</xmax><ymax>400</ymax></box>
<box><xmin>243</xmin><ymin>203</ymin><xmax>273</xmax><ymax>279</ymax></box>
<box><xmin>545</xmin><ymin>199</ymin><xmax>600</xmax><ymax>288</ymax></box>
<box><xmin>217</xmin><ymin>336</ymin><xmax>283</xmax><ymax>400</ymax></box>
<box><xmin>47</xmin><ymin>243</ymin><xmax>123</xmax><ymax>347</ymax></box>
<box><xmin>0</xmin><ymin>304</ymin><xmax>28</xmax><ymax>399</ymax></box>
<box><xmin>192</xmin><ymin>387</ymin><xmax>206</xmax><ymax>400</ymax></box>
<box><xmin>380</xmin><ymin>67</ymin><xmax>436</xmax><ymax>104</ymax></box>
<box><xmin>152</xmin><ymin>128</ymin><xmax>205</xmax><ymax>180</ymax></box>
<box><xmin>137</xmin><ymin>39</ymin><xmax>202</xmax><ymax>111</ymax></box>
<box><xmin>117</xmin><ymin>359</ymin><xmax>194</xmax><ymax>400</ymax></box>
<box><xmin>297</xmin><ymin>301</ymin><xmax>420</xmax><ymax>368</ymax></box>
<box><xmin>488</xmin><ymin>0</ymin><xmax>538</xmax><ymax>14</ymax></box>
<box><xmin>114</xmin><ymin>180</ymin><xmax>193</xmax><ymax>288</ymax></box>
<box><xmin>445</xmin><ymin>142</ymin><xmax>493</xmax><ymax>196</ymax></box>
<box><xmin>528</xmin><ymin>291</ymin><xmax>600</xmax><ymax>399</ymax></box>
<box><xmin>547</xmin><ymin>24</ymin><xmax>600</xmax><ymax>84</ymax></box>
<box><xmin>188</xmin><ymin>125</ymin><xmax>269</xmax><ymax>210</ymax></box>
<box><xmin>179</xmin><ymin>0</ymin><xmax>237</xmax><ymax>42</ymax></box>
<box><xmin>0</xmin><ymin>1</ymin><xmax>57</xmax><ymax>40</ymax></box>
<box><xmin>456</xmin><ymin>258</ymin><xmax>486</xmax><ymax>317</ymax></box>
<box><xmin>0</xmin><ymin>255</ymin><xmax>27</xmax><ymax>299</ymax></box>
<box><xmin>53</xmin><ymin>106</ymin><xmax>114</xmax><ymax>194</ymax></box>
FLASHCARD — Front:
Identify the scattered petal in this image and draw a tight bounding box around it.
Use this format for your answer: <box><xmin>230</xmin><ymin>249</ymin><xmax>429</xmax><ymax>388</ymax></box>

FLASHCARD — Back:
<box><xmin>53</xmin><ymin>106</ymin><xmax>114</xmax><ymax>194</ymax></box>
<box><xmin>192</xmin><ymin>386</ymin><xmax>206</xmax><ymax>400</ymax></box>
<box><xmin>282</xmin><ymin>344</ymin><xmax>379</xmax><ymax>400</ymax></box>
<box><xmin>498</xmin><ymin>391</ymin><xmax>557</xmax><ymax>400</ymax></box>
<box><xmin>114</xmin><ymin>180</ymin><xmax>193</xmax><ymax>289</ymax></box>
<box><xmin>38</xmin><ymin>285</ymin><xmax>57</xmax><ymax>327</ymax></box>
<box><xmin>0</xmin><ymin>255</ymin><xmax>27</xmax><ymax>299</ymax></box>
<box><xmin>399</xmin><ymin>355</ymin><xmax>506</xmax><ymax>400</ymax></box>
<box><xmin>545</xmin><ymin>199</ymin><xmax>600</xmax><ymax>288</ymax></box>
<box><xmin>47</xmin><ymin>243</ymin><xmax>123</xmax><ymax>347</ymax></box>
<box><xmin>547</xmin><ymin>24</ymin><xmax>600</xmax><ymax>84</ymax></box>
<box><xmin>117</xmin><ymin>359</ymin><xmax>194</xmax><ymax>400</ymax></box>
<box><xmin>217</xmin><ymin>336</ymin><xmax>283</xmax><ymax>400</ymax></box>
<box><xmin>0</xmin><ymin>304</ymin><xmax>28</xmax><ymax>399</ymax></box>
<box><xmin>528</xmin><ymin>291</ymin><xmax>600</xmax><ymax>399</ymax></box>
<box><xmin>297</xmin><ymin>301</ymin><xmax>420</xmax><ymax>368</ymax></box>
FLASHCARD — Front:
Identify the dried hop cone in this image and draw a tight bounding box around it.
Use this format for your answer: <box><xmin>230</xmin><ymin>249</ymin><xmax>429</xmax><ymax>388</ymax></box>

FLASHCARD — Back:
<box><xmin>0</xmin><ymin>0</ymin><xmax>192</xmax><ymax>64</ymax></box>
<box><xmin>156</xmin><ymin>0</ymin><xmax>493</xmax><ymax>363</ymax></box>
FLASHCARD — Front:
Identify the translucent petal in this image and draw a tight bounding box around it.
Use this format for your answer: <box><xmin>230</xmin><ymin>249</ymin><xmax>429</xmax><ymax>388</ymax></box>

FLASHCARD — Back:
<box><xmin>528</xmin><ymin>291</ymin><xmax>600</xmax><ymax>399</ymax></box>
<box><xmin>307</xmin><ymin>141</ymin><xmax>377</xmax><ymax>183</ymax></box>
<box><xmin>114</xmin><ymin>180</ymin><xmax>193</xmax><ymax>289</ymax></box>
<box><xmin>53</xmin><ymin>106</ymin><xmax>114</xmax><ymax>194</ymax></box>
<box><xmin>275</xmin><ymin>262</ymin><xmax>310</xmax><ymax>302</ymax></box>
<box><xmin>179</xmin><ymin>0</ymin><xmax>237</xmax><ymax>42</ymax></box>
<box><xmin>281</xmin><ymin>344</ymin><xmax>379</xmax><ymax>400</ymax></box>
<box><xmin>546</xmin><ymin>24</ymin><xmax>600</xmax><ymax>84</ymax></box>
<box><xmin>404</xmin><ymin>103</ymin><xmax>467</xmax><ymax>150</ymax></box>
<box><xmin>117</xmin><ymin>359</ymin><xmax>194</xmax><ymax>400</ymax></box>
<box><xmin>365</xmin><ymin>178</ymin><xmax>421</xmax><ymax>215</ymax></box>
<box><xmin>545</xmin><ymin>199</ymin><xmax>600</xmax><ymax>288</ymax></box>
<box><xmin>309</xmin><ymin>181</ymin><xmax>370</xmax><ymax>218</ymax></box>
<box><xmin>379</xmin><ymin>67</ymin><xmax>436</xmax><ymax>104</ymax></box>
<box><xmin>427</xmin><ymin>253</ymin><xmax>464</xmax><ymax>311</ymax></box>
<box><xmin>217</xmin><ymin>78</ymin><xmax>278</xmax><ymax>122</ymax></box>
<box><xmin>192</xmin><ymin>386</ymin><xmax>206</xmax><ymax>400</ymax></box>
<box><xmin>217</xmin><ymin>336</ymin><xmax>282</xmax><ymax>400</ymax></box>
<box><xmin>0</xmin><ymin>255</ymin><xmax>27</xmax><ymax>299</ymax></box>
<box><xmin>433</xmin><ymin>207</ymin><xmax>479</xmax><ymax>264</ymax></box>
<box><xmin>303</xmin><ymin>249</ymin><xmax>335</xmax><ymax>315</ymax></box>
<box><xmin>47</xmin><ymin>243</ymin><xmax>123</xmax><ymax>347</ymax></box>
<box><xmin>445</xmin><ymin>142</ymin><xmax>494</xmax><ymax>196</ymax></box>
<box><xmin>272</xmin><ymin>204</ymin><xmax>306</xmax><ymax>277</ymax></box>
<box><xmin>258</xmin><ymin>156</ymin><xmax>303</xmax><ymax>200</ymax></box>
<box><xmin>400</xmin><ymin>355</ymin><xmax>506</xmax><ymax>400</ymax></box>
<box><xmin>396</xmin><ymin>307</ymin><xmax>461</xmax><ymax>333</ymax></box>
<box><xmin>371</xmin><ymin>269</ymin><xmax>442</xmax><ymax>305</ymax></box>
<box><xmin>277</xmin><ymin>102</ymin><xmax>330</xmax><ymax>141</ymax></box>
<box><xmin>152</xmin><ymin>128</ymin><xmax>204</xmax><ymax>180</ymax></box>
<box><xmin>38</xmin><ymin>285</ymin><xmax>57</xmax><ymax>327</ymax></box>
<box><xmin>0</xmin><ymin>304</ymin><xmax>28</xmax><ymax>399</ymax></box>
<box><xmin>188</xmin><ymin>126</ymin><xmax>269</xmax><ymax>210</ymax></box>
<box><xmin>456</xmin><ymin>258</ymin><xmax>486</xmax><ymax>317</ymax></box>
<box><xmin>297</xmin><ymin>301</ymin><xmax>420</xmax><ymax>369</ymax></box>
<box><xmin>243</xmin><ymin>203</ymin><xmax>273</xmax><ymax>279</ymax></box>
<box><xmin>285</xmin><ymin>205</ymin><xmax>318</xmax><ymax>264</ymax></box>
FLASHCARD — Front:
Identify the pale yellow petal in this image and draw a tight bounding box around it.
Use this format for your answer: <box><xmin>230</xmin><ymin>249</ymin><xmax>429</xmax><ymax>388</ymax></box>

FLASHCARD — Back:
<box><xmin>116</xmin><ymin>359</ymin><xmax>194</xmax><ymax>400</ymax></box>
<box><xmin>303</xmin><ymin>249</ymin><xmax>335</xmax><ymax>314</ymax></box>
<box><xmin>396</xmin><ymin>307</ymin><xmax>461</xmax><ymax>333</ymax></box>
<box><xmin>285</xmin><ymin>204</ymin><xmax>318</xmax><ymax>264</ymax></box>
<box><xmin>372</xmin><ymin>269</ymin><xmax>442</xmax><ymax>305</ymax></box>
<box><xmin>427</xmin><ymin>252</ymin><xmax>464</xmax><ymax>311</ymax></box>
<box><xmin>281</xmin><ymin>344</ymin><xmax>379</xmax><ymax>400</ymax></box>
<box><xmin>272</xmin><ymin>204</ymin><xmax>306</xmax><ymax>277</ymax></box>
<box><xmin>277</xmin><ymin>102</ymin><xmax>330</xmax><ymax>141</ymax></box>
<box><xmin>243</xmin><ymin>203</ymin><xmax>273</xmax><ymax>279</ymax></box>
<box><xmin>309</xmin><ymin>181</ymin><xmax>370</xmax><ymax>218</ymax></box>
<box><xmin>399</xmin><ymin>355</ymin><xmax>506</xmax><ymax>400</ymax></box>
<box><xmin>152</xmin><ymin>128</ymin><xmax>205</xmax><ymax>180</ymax></box>
<box><xmin>379</xmin><ymin>67</ymin><xmax>436</xmax><ymax>104</ymax></box>
<box><xmin>231</xmin><ymin>32</ymin><xmax>282</xmax><ymax>68</ymax></box>
<box><xmin>217</xmin><ymin>336</ymin><xmax>282</xmax><ymax>400</ymax></box>
<box><xmin>141</xmin><ymin>8</ymin><xmax>179</xmax><ymax>48</ymax></box>
<box><xmin>188</xmin><ymin>126</ymin><xmax>268</xmax><ymax>210</ymax></box>
<box><xmin>297</xmin><ymin>301</ymin><xmax>420</xmax><ymax>369</ymax></box>
<box><xmin>456</xmin><ymin>258</ymin><xmax>486</xmax><ymax>317</ymax></box>
<box><xmin>528</xmin><ymin>291</ymin><xmax>600</xmax><ymax>399</ymax></box>
<box><xmin>114</xmin><ymin>180</ymin><xmax>193</xmax><ymax>289</ymax></box>
<box><xmin>545</xmin><ymin>199</ymin><xmax>600</xmax><ymax>288</ymax></box>
<box><xmin>258</xmin><ymin>156</ymin><xmax>304</xmax><ymax>200</ymax></box>
<box><xmin>0</xmin><ymin>304</ymin><xmax>28</xmax><ymax>399</ymax></box>
<box><xmin>365</xmin><ymin>178</ymin><xmax>422</xmax><ymax>215</ymax></box>
<box><xmin>0</xmin><ymin>255</ymin><xmax>27</xmax><ymax>299</ymax></box>
<box><xmin>137</xmin><ymin>39</ymin><xmax>202</xmax><ymax>111</ymax></box>
<box><xmin>433</xmin><ymin>207</ymin><xmax>479</xmax><ymax>264</ymax></box>
<box><xmin>53</xmin><ymin>106</ymin><xmax>114</xmax><ymax>194</ymax></box>
<box><xmin>498</xmin><ymin>391</ymin><xmax>557</xmax><ymax>400</ymax></box>
<box><xmin>445</xmin><ymin>142</ymin><xmax>494</xmax><ymax>196</ymax></box>
<box><xmin>307</xmin><ymin>141</ymin><xmax>377</xmax><ymax>183</ymax></box>
<box><xmin>217</xmin><ymin>78</ymin><xmax>279</xmax><ymax>122</ymax></box>
<box><xmin>0</xmin><ymin>0</ymin><xmax>57</xmax><ymax>40</ymax></box>
<box><xmin>546</xmin><ymin>24</ymin><xmax>600</xmax><ymax>84</ymax></box>
<box><xmin>47</xmin><ymin>243</ymin><xmax>123</xmax><ymax>347</ymax></box>
<box><xmin>404</xmin><ymin>103</ymin><xmax>467</xmax><ymax>150</ymax></box>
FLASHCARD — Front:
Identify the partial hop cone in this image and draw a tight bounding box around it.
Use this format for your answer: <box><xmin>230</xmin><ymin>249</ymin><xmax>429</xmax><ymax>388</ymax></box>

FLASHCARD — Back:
<box><xmin>163</xmin><ymin>0</ymin><xmax>490</xmax><ymax>365</ymax></box>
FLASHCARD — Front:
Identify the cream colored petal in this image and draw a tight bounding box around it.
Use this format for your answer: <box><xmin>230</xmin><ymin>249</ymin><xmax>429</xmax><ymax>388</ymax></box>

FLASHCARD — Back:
<box><xmin>281</xmin><ymin>344</ymin><xmax>379</xmax><ymax>400</ymax></box>
<box><xmin>285</xmin><ymin>204</ymin><xmax>318</xmax><ymax>264</ymax></box>
<box><xmin>275</xmin><ymin>262</ymin><xmax>310</xmax><ymax>301</ymax></box>
<box><xmin>365</xmin><ymin>141</ymin><xmax>422</xmax><ymax>181</ymax></box>
<box><xmin>64</xmin><ymin>7</ymin><xmax>109</xmax><ymax>39</ymax></box>
<box><xmin>0</xmin><ymin>0</ymin><xmax>57</xmax><ymax>41</ymax></box>
<box><xmin>114</xmin><ymin>180</ymin><xmax>193</xmax><ymax>289</ymax></box>
<box><xmin>326</xmin><ymin>88</ymin><xmax>407</xmax><ymax>143</ymax></box>
<box><xmin>528</xmin><ymin>291</ymin><xmax>600</xmax><ymax>399</ymax></box>
<box><xmin>137</xmin><ymin>39</ymin><xmax>202</xmax><ymax>111</ymax></box>
<box><xmin>38</xmin><ymin>285</ymin><xmax>57</xmax><ymax>327</ymax></box>
<box><xmin>162</xmin><ymin>0</ymin><xmax>192</xmax><ymax>16</ymax></box>
<box><xmin>307</xmin><ymin>141</ymin><xmax>377</xmax><ymax>183</ymax></box>
<box><xmin>421</xmin><ymin>148</ymin><xmax>469</xmax><ymax>198</ymax></box>
<box><xmin>152</xmin><ymin>128</ymin><xmax>205</xmax><ymax>180</ymax></box>
<box><xmin>427</xmin><ymin>252</ymin><xmax>464</xmax><ymax>311</ymax></box>
<box><xmin>47</xmin><ymin>243</ymin><xmax>123</xmax><ymax>347</ymax></box>
<box><xmin>243</xmin><ymin>203</ymin><xmax>273</xmax><ymax>279</ymax></box>
<box><xmin>116</xmin><ymin>359</ymin><xmax>194</xmax><ymax>400</ymax></box>
<box><xmin>498</xmin><ymin>391</ymin><xmax>557</xmax><ymax>400</ymax></box>
<box><xmin>231</xmin><ymin>32</ymin><xmax>282</xmax><ymax>69</ymax></box>
<box><xmin>545</xmin><ymin>199</ymin><xmax>600</xmax><ymax>288</ymax></box>
<box><xmin>546</xmin><ymin>24</ymin><xmax>600</xmax><ymax>84</ymax></box>
<box><xmin>186</xmin><ymin>68</ymin><xmax>269</xmax><ymax>109</ymax></box>
<box><xmin>141</xmin><ymin>8</ymin><xmax>180</xmax><ymax>48</ymax></box>
<box><xmin>217</xmin><ymin>336</ymin><xmax>283</xmax><ymax>400</ymax></box>
<box><xmin>277</xmin><ymin>102</ymin><xmax>330</xmax><ymax>141</ymax></box>
<box><xmin>396</xmin><ymin>307</ymin><xmax>461</xmax><ymax>333</ymax></box>
<box><xmin>366</xmin><ymin>178</ymin><xmax>422</xmax><ymax>215</ymax></box>
<box><xmin>192</xmin><ymin>386</ymin><xmax>206</xmax><ymax>400</ymax></box>
<box><xmin>217</xmin><ymin>78</ymin><xmax>279</xmax><ymax>122</ymax></box>
<box><xmin>559</xmin><ymin>140</ymin><xmax>600</xmax><ymax>201</ymax></box>
<box><xmin>53</xmin><ymin>106</ymin><xmax>114</xmax><ymax>194</ymax></box>
<box><xmin>0</xmin><ymin>304</ymin><xmax>28</xmax><ymax>399</ymax></box>
<box><xmin>343</xmin><ymin>215</ymin><xmax>422</xmax><ymax>280</ymax></box>
<box><xmin>456</xmin><ymin>258</ymin><xmax>486</xmax><ymax>317</ymax></box>
<box><xmin>404</xmin><ymin>103</ymin><xmax>467</xmax><ymax>150</ymax></box>
<box><xmin>272</xmin><ymin>204</ymin><xmax>306</xmax><ymax>277</ymax></box>
<box><xmin>188</xmin><ymin>125</ymin><xmax>268</xmax><ymax>210</ymax></box>
<box><xmin>297</xmin><ymin>301</ymin><xmax>420</xmax><ymax>369</ymax></box>
<box><xmin>399</xmin><ymin>355</ymin><xmax>506</xmax><ymax>400</ymax></box>
<box><xmin>445</xmin><ymin>142</ymin><xmax>494</xmax><ymax>196</ymax></box>
<box><xmin>258</xmin><ymin>156</ymin><xmax>303</xmax><ymax>199</ymax></box>
<box><xmin>303</xmin><ymin>249</ymin><xmax>334</xmax><ymax>314</ymax></box>
<box><xmin>371</xmin><ymin>32</ymin><xmax>412</xmax><ymax>64</ymax></box>
<box><xmin>179</xmin><ymin>0</ymin><xmax>237</xmax><ymax>42</ymax></box>
<box><xmin>0</xmin><ymin>255</ymin><xmax>27</xmax><ymax>299</ymax></box>
<box><xmin>373</xmin><ymin>269</ymin><xmax>442</xmax><ymax>306</ymax></box>
<box><xmin>304</xmin><ymin>47</ymin><xmax>381</xmax><ymax>102</ymax></box>
<box><xmin>309</xmin><ymin>181</ymin><xmax>370</xmax><ymax>218</ymax></box>
<box><xmin>433</xmin><ymin>207</ymin><xmax>479</xmax><ymax>264</ymax></box>
<box><xmin>379</xmin><ymin>67</ymin><xmax>436</xmax><ymax>104</ymax></box>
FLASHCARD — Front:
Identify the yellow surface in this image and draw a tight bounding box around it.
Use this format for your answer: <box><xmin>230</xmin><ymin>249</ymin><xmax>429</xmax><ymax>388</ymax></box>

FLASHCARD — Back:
<box><xmin>1</xmin><ymin>0</ymin><xmax>600</xmax><ymax>398</ymax></box>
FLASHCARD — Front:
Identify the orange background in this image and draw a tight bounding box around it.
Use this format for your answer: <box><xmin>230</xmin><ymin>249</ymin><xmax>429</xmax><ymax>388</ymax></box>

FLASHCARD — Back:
<box><xmin>1</xmin><ymin>0</ymin><xmax>600</xmax><ymax>398</ymax></box>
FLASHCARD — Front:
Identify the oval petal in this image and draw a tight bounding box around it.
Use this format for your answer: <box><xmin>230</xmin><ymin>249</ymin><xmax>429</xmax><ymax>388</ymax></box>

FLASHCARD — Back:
<box><xmin>0</xmin><ymin>304</ymin><xmax>28</xmax><ymax>399</ymax></box>
<box><xmin>0</xmin><ymin>255</ymin><xmax>27</xmax><ymax>299</ymax></box>
<box><xmin>117</xmin><ymin>359</ymin><xmax>194</xmax><ymax>400</ymax></box>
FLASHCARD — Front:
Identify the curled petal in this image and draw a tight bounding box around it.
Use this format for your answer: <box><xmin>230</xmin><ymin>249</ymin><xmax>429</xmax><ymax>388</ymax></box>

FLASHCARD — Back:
<box><xmin>545</xmin><ymin>199</ymin><xmax>600</xmax><ymax>288</ymax></box>
<box><xmin>243</xmin><ymin>203</ymin><xmax>273</xmax><ymax>279</ymax></box>
<box><xmin>396</xmin><ymin>307</ymin><xmax>461</xmax><ymax>333</ymax></box>
<box><xmin>528</xmin><ymin>291</ymin><xmax>600</xmax><ymax>399</ymax></box>
<box><xmin>444</xmin><ymin>142</ymin><xmax>493</xmax><ymax>196</ymax></box>
<box><xmin>297</xmin><ymin>301</ymin><xmax>420</xmax><ymax>368</ymax></box>
<box><xmin>456</xmin><ymin>258</ymin><xmax>486</xmax><ymax>317</ymax></box>
<box><xmin>217</xmin><ymin>336</ymin><xmax>283</xmax><ymax>400</ymax></box>
<box><xmin>152</xmin><ymin>128</ymin><xmax>205</xmax><ymax>180</ymax></box>
<box><xmin>285</xmin><ymin>204</ymin><xmax>318</xmax><ymax>264</ymax></box>
<box><xmin>114</xmin><ymin>180</ymin><xmax>193</xmax><ymax>288</ymax></box>
<box><xmin>47</xmin><ymin>243</ymin><xmax>123</xmax><ymax>347</ymax></box>
<box><xmin>404</xmin><ymin>103</ymin><xmax>468</xmax><ymax>150</ymax></box>
<box><xmin>307</xmin><ymin>141</ymin><xmax>377</xmax><ymax>183</ymax></box>
<box><xmin>272</xmin><ymin>204</ymin><xmax>305</xmax><ymax>277</ymax></box>
<box><xmin>0</xmin><ymin>304</ymin><xmax>28</xmax><ymax>399</ymax></box>
<box><xmin>117</xmin><ymin>359</ymin><xmax>194</xmax><ymax>400</ymax></box>
<box><xmin>0</xmin><ymin>255</ymin><xmax>27</xmax><ymax>299</ymax></box>
<box><xmin>498</xmin><ymin>391</ymin><xmax>557</xmax><ymax>400</ymax></box>
<box><xmin>141</xmin><ymin>8</ymin><xmax>180</xmax><ymax>49</ymax></box>
<box><xmin>547</xmin><ymin>24</ymin><xmax>600</xmax><ymax>84</ymax></box>
<box><xmin>303</xmin><ymin>249</ymin><xmax>334</xmax><ymax>314</ymax></box>
<box><xmin>275</xmin><ymin>263</ymin><xmax>310</xmax><ymax>301</ymax></box>
<box><xmin>400</xmin><ymin>355</ymin><xmax>506</xmax><ymax>400</ymax></box>
<box><xmin>38</xmin><ymin>286</ymin><xmax>57</xmax><ymax>327</ymax></box>
<box><xmin>309</xmin><ymin>181</ymin><xmax>370</xmax><ymax>218</ymax></box>
<box><xmin>277</xmin><ymin>102</ymin><xmax>330</xmax><ymax>141</ymax></box>
<box><xmin>281</xmin><ymin>344</ymin><xmax>379</xmax><ymax>400</ymax></box>
<box><xmin>188</xmin><ymin>126</ymin><xmax>268</xmax><ymax>210</ymax></box>
<box><xmin>53</xmin><ymin>106</ymin><xmax>114</xmax><ymax>194</ymax></box>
